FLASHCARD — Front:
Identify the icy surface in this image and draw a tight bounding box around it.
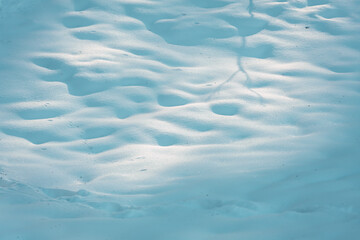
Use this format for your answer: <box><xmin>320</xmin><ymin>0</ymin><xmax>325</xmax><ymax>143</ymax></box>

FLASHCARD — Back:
<box><xmin>0</xmin><ymin>0</ymin><xmax>359</xmax><ymax>239</ymax></box>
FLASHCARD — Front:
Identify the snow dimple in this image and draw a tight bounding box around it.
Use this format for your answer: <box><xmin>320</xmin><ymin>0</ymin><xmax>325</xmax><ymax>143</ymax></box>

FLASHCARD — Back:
<box><xmin>81</xmin><ymin>127</ymin><xmax>116</xmax><ymax>140</ymax></box>
<box><xmin>155</xmin><ymin>133</ymin><xmax>179</xmax><ymax>146</ymax></box>
<box><xmin>307</xmin><ymin>0</ymin><xmax>330</xmax><ymax>7</ymax></box>
<box><xmin>32</xmin><ymin>57</ymin><xmax>66</xmax><ymax>70</ymax></box>
<box><xmin>2</xmin><ymin>126</ymin><xmax>74</xmax><ymax>145</ymax></box>
<box><xmin>189</xmin><ymin>0</ymin><xmax>231</xmax><ymax>9</ymax></box>
<box><xmin>211</xmin><ymin>103</ymin><xmax>239</xmax><ymax>116</ymax></box>
<box><xmin>12</xmin><ymin>102</ymin><xmax>69</xmax><ymax>120</ymax></box>
<box><xmin>72</xmin><ymin>31</ymin><xmax>104</xmax><ymax>41</ymax></box>
<box><xmin>157</xmin><ymin>93</ymin><xmax>189</xmax><ymax>107</ymax></box>
<box><xmin>72</xmin><ymin>0</ymin><xmax>97</xmax><ymax>11</ymax></box>
<box><xmin>148</xmin><ymin>17</ymin><xmax>237</xmax><ymax>46</ymax></box>
<box><xmin>221</xmin><ymin>15</ymin><xmax>269</xmax><ymax>37</ymax></box>
<box><xmin>62</xmin><ymin>15</ymin><xmax>95</xmax><ymax>28</ymax></box>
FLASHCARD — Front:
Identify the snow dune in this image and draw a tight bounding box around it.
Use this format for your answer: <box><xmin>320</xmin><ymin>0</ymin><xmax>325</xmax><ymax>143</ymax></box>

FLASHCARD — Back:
<box><xmin>0</xmin><ymin>0</ymin><xmax>359</xmax><ymax>239</ymax></box>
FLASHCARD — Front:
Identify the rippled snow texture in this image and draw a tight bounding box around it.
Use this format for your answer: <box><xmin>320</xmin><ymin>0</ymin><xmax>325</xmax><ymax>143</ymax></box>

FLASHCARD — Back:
<box><xmin>0</xmin><ymin>0</ymin><xmax>359</xmax><ymax>239</ymax></box>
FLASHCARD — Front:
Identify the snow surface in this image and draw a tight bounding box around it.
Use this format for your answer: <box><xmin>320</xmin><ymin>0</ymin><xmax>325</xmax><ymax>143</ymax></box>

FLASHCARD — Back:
<box><xmin>0</xmin><ymin>0</ymin><xmax>359</xmax><ymax>239</ymax></box>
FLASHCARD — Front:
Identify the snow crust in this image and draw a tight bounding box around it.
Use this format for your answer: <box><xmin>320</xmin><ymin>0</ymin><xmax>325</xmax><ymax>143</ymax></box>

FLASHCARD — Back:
<box><xmin>0</xmin><ymin>0</ymin><xmax>359</xmax><ymax>239</ymax></box>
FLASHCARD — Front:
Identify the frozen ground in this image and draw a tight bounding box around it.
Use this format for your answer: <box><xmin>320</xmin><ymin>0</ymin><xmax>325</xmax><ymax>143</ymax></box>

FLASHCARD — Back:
<box><xmin>0</xmin><ymin>0</ymin><xmax>359</xmax><ymax>239</ymax></box>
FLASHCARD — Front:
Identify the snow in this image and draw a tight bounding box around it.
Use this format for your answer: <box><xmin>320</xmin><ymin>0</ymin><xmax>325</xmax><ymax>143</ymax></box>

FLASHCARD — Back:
<box><xmin>0</xmin><ymin>0</ymin><xmax>359</xmax><ymax>239</ymax></box>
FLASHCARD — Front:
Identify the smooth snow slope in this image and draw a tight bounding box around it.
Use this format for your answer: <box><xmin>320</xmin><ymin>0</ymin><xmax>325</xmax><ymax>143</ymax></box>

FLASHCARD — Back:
<box><xmin>0</xmin><ymin>0</ymin><xmax>359</xmax><ymax>239</ymax></box>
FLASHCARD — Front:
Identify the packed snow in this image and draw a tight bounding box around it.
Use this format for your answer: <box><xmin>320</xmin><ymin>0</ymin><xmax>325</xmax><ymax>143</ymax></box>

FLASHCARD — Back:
<box><xmin>0</xmin><ymin>0</ymin><xmax>359</xmax><ymax>239</ymax></box>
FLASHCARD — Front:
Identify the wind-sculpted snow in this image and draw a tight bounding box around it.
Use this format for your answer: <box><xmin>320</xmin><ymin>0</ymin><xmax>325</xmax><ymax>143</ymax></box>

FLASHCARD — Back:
<box><xmin>0</xmin><ymin>0</ymin><xmax>359</xmax><ymax>239</ymax></box>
